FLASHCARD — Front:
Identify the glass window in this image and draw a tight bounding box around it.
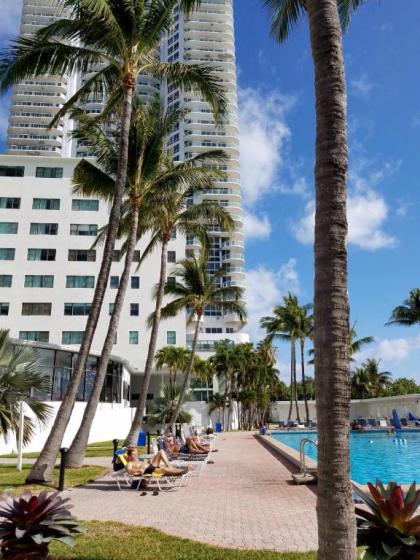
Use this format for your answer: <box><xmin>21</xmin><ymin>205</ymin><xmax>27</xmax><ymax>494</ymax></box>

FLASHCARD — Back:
<box><xmin>0</xmin><ymin>166</ymin><xmax>24</xmax><ymax>177</ymax></box>
<box><xmin>53</xmin><ymin>351</ymin><xmax>72</xmax><ymax>400</ymax></box>
<box><xmin>30</xmin><ymin>223</ymin><xmax>58</xmax><ymax>235</ymax></box>
<box><xmin>170</xmin><ymin>227</ymin><xmax>177</xmax><ymax>239</ymax></box>
<box><xmin>129</xmin><ymin>331</ymin><xmax>139</xmax><ymax>345</ymax></box>
<box><xmin>131</xmin><ymin>276</ymin><xmax>140</xmax><ymax>289</ymax></box>
<box><xmin>110</xmin><ymin>276</ymin><xmax>119</xmax><ymax>289</ymax></box>
<box><xmin>72</xmin><ymin>199</ymin><xmax>99</xmax><ymax>211</ymax></box>
<box><xmin>27</xmin><ymin>248</ymin><xmax>56</xmax><ymax>261</ymax></box>
<box><xmin>19</xmin><ymin>331</ymin><xmax>49</xmax><ymax>343</ymax></box>
<box><xmin>130</xmin><ymin>303</ymin><xmax>139</xmax><ymax>316</ymax></box>
<box><xmin>33</xmin><ymin>348</ymin><xmax>54</xmax><ymax>400</ymax></box>
<box><xmin>64</xmin><ymin>303</ymin><xmax>91</xmax><ymax>316</ymax></box>
<box><xmin>204</xmin><ymin>305</ymin><xmax>222</xmax><ymax>317</ymax></box>
<box><xmin>226</xmin><ymin>328</ymin><xmax>234</xmax><ymax>334</ymax></box>
<box><xmin>167</xmin><ymin>276</ymin><xmax>176</xmax><ymax>286</ymax></box>
<box><xmin>112</xmin><ymin>250</ymin><xmax>120</xmax><ymax>262</ymax></box>
<box><xmin>167</xmin><ymin>251</ymin><xmax>176</xmax><ymax>263</ymax></box>
<box><xmin>62</xmin><ymin>331</ymin><xmax>84</xmax><ymax>345</ymax></box>
<box><xmin>0</xmin><ymin>275</ymin><xmax>12</xmax><ymax>287</ymax></box>
<box><xmin>0</xmin><ymin>303</ymin><xmax>9</xmax><ymax>315</ymax></box>
<box><xmin>206</xmin><ymin>328</ymin><xmax>223</xmax><ymax>334</ymax></box>
<box><xmin>36</xmin><ymin>167</ymin><xmax>63</xmax><ymax>178</ymax></box>
<box><xmin>68</xmin><ymin>249</ymin><xmax>96</xmax><ymax>262</ymax></box>
<box><xmin>0</xmin><ymin>197</ymin><xmax>20</xmax><ymax>209</ymax></box>
<box><xmin>109</xmin><ymin>303</ymin><xmax>115</xmax><ymax>315</ymax></box>
<box><xmin>0</xmin><ymin>248</ymin><xmax>15</xmax><ymax>260</ymax></box>
<box><xmin>133</xmin><ymin>250</ymin><xmax>141</xmax><ymax>262</ymax></box>
<box><xmin>84</xmin><ymin>357</ymin><xmax>98</xmax><ymax>402</ymax></box>
<box><xmin>167</xmin><ymin>331</ymin><xmax>176</xmax><ymax>345</ymax></box>
<box><xmin>0</xmin><ymin>222</ymin><xmax>18</xmax><ymax>234</ymax></box>
<box><xmin>32</xmin><ymin>198</ymin><xmax>60</xmax><ymax>210</ymax></box>
<box><xmin>70</xmin><ymin>224</ymin><xmax>97</xmax><ymax>236</ymax></box>
<box><xmin>24</xmin><ymin>275</ymin><xmax>54</xmax><ymax>288</ymax></box>
<box><xmin>22</xmin><ymin>302</ymin><xmax>52</xmax><ymax>316</ymax></box>
<box><xmin>66</xmin><ymin>276</ymin><xmax>95</xmax><ymax>289</ymax></box>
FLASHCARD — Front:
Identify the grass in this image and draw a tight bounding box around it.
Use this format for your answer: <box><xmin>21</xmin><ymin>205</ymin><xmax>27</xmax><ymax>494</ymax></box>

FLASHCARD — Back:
<box><xmin>0</xmin><ymin>463</ymin><xmax>108</xmax><ymax>495</ymax></box>
<box><xmin>49</xmin><ymin>522</ymin><xmax>316</xmax><ymax>560</ymax></box>
<box><xmin>0</xmin><ymin>440</ymin><xmax>146</xmax><ymax>459</ymax></box>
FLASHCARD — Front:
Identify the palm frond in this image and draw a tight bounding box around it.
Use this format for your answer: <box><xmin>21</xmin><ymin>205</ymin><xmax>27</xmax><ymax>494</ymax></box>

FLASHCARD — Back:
<box><xmin>337</xmin><ymin>0</ymin><xmax>365</xmax><ymax>31</ymax></box>
<box><xmin>263</xmin><ymin>0</ymin><xmax>306</xmax><ymax>43</ymax></box>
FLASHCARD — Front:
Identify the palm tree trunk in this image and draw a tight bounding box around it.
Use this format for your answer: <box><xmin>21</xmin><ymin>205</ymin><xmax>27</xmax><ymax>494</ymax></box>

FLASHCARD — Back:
<box><xmin>307</xmin><ymin>1</ymin><xmax>356</xmax><ymax>558</ymax></box>
<box><xmin>66</xmin><ymin>206</ymin><xmax>139</xmax><ymax>467</ymax></box>
<box><xmin>287</xmin><ymin>341</ymin><xmax>293</xmax><ymax>422</ymax></box>
<box><xmin>165</xmin><ymin>315</ymin><xmax>201</xmax><ymax>431</ymax></box>
<box><xmin>27</xmin><ymin>85</ymin><xmax>134</xmax><ymax>483</ymax></box>
<box><xmin>301</xmin><ymin>339</ymin><xmax>310</xmax><ymax>424</ymax></box>
<box><xmin>125</xmin><ymin>238</ymin><xmax>169</xmax><ymax>446</ymax></box>
<box><xmin>292</xmin><ymin>342</ymin><xmax>301</xmax><ymax>423</ymax></box>
<box><xmin>222</xmin><ymin>377</ymin><xmax>229</xmax><ymax>430</ymax></box>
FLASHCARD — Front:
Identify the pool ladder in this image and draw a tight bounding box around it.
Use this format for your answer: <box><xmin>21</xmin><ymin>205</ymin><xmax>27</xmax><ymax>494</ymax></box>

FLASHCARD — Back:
<box><xmin>299</xmin><ymin>438</ymin><xmax>318</xmax><ymax>477</ymax></box>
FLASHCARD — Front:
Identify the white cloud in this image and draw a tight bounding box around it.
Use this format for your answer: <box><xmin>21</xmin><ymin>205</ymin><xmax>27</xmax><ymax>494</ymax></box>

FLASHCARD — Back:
<box><xmin>355</xmin><ymin>335</ymin><xmax>420</xmax><ymax>368</ymax></box>
<box><xmin>245</xmin><ymin>259</ymin><xmax>300</xmax><ymax>342</ymax></box>
<box><xmin>242</xmin><ymin>211</ymin><xmax>271</xmax><ymax>240</ymax></box>
<box><xmin>351</xmin><ymin>73</ymin><xmax>375</xmax><ymax>99</ymax></box>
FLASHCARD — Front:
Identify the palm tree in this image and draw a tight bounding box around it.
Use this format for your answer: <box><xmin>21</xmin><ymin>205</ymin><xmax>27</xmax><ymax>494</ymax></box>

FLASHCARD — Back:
<box><xmin>0</xmin><ymin>330</ymin><xmax>52</xmax><ymax>445</ymax></box>
<box><xmin>1</xmin><ymin>0</ymin><xmax>226</xmax><ymax>484</ymax></box>
<box><xmin>158</xmin><ymin>250</ymin><xmax>246</xmax><ymax>431</ymax></box>
<box><xmin>351</xmin><ymin>359</ymin><xmax>392</xmax><ymax>399</ymax></box>
<box><xmin>209</xmin><ymin>393</ymin><xmax>225</xmax><ymax>424</ymax></box>
<box><xmin>124</xmin><ymin>158</ymin><xmax>233</xmax><ymax>446</ymax></box>
<box><xmin>296</xmin><ymin>303</ymin><xmax>313</xmax><ymax>424</ymax></box>
<box><xmin>209</xmin><ymin>340</ymin><xmax>237</xmax><ymax>430</ymax></box>
<box><xmin>154</xmin><ymin>346</ymin><xmax>191</xmax><ymax>389</ymax></box>
<box><xmin>264</xmin><ymin>1</ymin><xmax>362</xmax><ymax>557</ymax></box>
<box><xmin>386</xmin><ymin>289</ymin><xmax>420</xmax><ymax>327</ymax></box>
<box><xmin>308</xmin><ymin>321</ymin><xmax>373</xmax><ymax>364</ymax></box>
<box><xmin>145</xmin><ymin>383</ymin><xmax>192</xmax><ymax>427</ymax></box>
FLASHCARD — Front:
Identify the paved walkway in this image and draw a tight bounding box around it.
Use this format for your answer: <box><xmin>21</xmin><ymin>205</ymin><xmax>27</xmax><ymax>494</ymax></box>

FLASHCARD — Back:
<box><xmin>65</xmin><ymin>432</ymin><xmax>318</xmax><ymax>552</ymax></box>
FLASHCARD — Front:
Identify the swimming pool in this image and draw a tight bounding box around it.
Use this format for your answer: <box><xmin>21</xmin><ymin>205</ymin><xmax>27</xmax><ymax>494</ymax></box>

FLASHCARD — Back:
<box><xmin>271</xmin><ymin>430</ymin><xmax>420</xmax><ymax>484</ymax></box>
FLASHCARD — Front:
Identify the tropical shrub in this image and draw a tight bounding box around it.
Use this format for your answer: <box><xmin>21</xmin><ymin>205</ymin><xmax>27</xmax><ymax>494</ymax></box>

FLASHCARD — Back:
<box><xmin>354</xmin><ymin>480</ymin><xmax>420</xmax><ymax>559</ymax></box>
<box><xmin>0</xmin><ymin>490</ymin><xmax>84</xmax><ymax>559</ymax></box>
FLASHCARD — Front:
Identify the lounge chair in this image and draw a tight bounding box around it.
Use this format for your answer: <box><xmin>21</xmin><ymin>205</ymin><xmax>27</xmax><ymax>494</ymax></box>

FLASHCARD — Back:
<box><xmin>357</xmin><ymin>418</ymin><xmax>367</xmax><ymax>427</ymax></box>
<box><xmin>309</xmin><ymin>420</ymin><xmax>317</xmax><ymax>428</ymax></box>
<box><xmin>408</xmin><ymin>412</ymin><xmax>420</xmax><ymax>426</ymax></box>
<box><xmin>278</xmin><ymin>421</ymin><xmax>287</xmax><ymax>429</ymax></box>
<box><xmin>379</xmin><ymin>419</ymin><xmax>387</xmax><ymax>428</ymax></box>
<box><xmin>367</xmin><ymin>418</ymin><xmax>377</xmax><ymax>428</ymax></box>
<box><xmin>400</xmin><ymin>418</ymin><xmax>409</xmax><ymax>427</ymax></box>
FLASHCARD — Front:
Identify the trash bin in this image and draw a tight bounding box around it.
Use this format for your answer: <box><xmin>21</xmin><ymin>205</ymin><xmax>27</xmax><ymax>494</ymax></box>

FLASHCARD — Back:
<box><xmin>137</xmin><ymin>431</ymin><xmax>147</xmax><ymax>446</ymax></box>
<box><xmin>215</xmin><ymin>422</ymin><xmax>222</xmax><ymax>433</ymax></box>
<box><xmin>259</xmin><ymin>426</ymin><xmax>267</xmax><ymax>436</ymax></box>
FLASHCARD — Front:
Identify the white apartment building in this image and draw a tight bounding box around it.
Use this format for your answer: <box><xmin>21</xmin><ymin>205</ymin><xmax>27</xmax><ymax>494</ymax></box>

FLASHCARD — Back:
<box><xmin>1</xmin><ymin>0</ymin><xmax>247</xmax><ymax>450</ymax></box>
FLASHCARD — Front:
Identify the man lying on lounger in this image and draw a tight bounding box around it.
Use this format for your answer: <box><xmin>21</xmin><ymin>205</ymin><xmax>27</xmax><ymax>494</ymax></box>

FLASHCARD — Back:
<box><xmin>125</xmin><ymin>448</ymin><xmax>192</xmax><ymax>476</ymax></box>
<box><xmin>165</xmin><ymin>434</ymin><xmax>208</xmax><ymax>455</ymax></box>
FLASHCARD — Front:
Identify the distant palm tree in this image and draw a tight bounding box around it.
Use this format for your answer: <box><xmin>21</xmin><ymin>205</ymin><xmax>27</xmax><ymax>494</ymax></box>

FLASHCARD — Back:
<box><xmin>308</xmin><ymin>322</ymin><xmax>373</xmax><ymax>364</ymax></box>
<box><xmin>209</xmin><ymin>393</ymin><xmax>225</xmax><ymax>424</ymax></box>
<box><xmin>0</xmin><ymin>330</ymin><xmax>52</xmax><ymax>445</ymax></box>
<box><xmin>2</xmin><ymin>0</ymin><xmax>226</xmax><ymax>484</ymax></box>
<box><xmin>386</xmin><ymin>289</ymin><xmax>420</xmax><ymax>327</ymax></box>
<box><xmin>158</xmin><ymin>250</ymin><xmax>246</xmax><ymax>431</ymax></box>
<box><xmin>145</xmin><ymin>384</ymin><xmax>192</xmax><ymax>427</ymax></box>
<box><xmin>154</xmin><ymin>346</ymin><xmax>191</xmax><ymax>389</ymax></box>
<box><xmin>209</xmin><ymin>340</ymin><xmax>237</xmax><ymax>430</ymax></box>
<box><xmin>264</xmin><ymin>0</ymin><xmax>363</xmax><ymax>557</ymax></box>
<box><xmin>351</xmin><ymin>359</ymin><xmax>392</xmax><ymax>399</ymax></box>
<box><xmin>296</xmin><ymin>303</ymin><xmax>313</xmax><ymax>423</ymax></box>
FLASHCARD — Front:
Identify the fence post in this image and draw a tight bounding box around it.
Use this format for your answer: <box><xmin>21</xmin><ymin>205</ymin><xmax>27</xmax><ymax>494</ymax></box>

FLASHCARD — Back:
<box><xmin>58</xmin><ymin>447</ymin><xmax>68</xmax><ymax>492</ymax></box>
<box><xmin>113</xmin><ymin>439</ymin><xmax>119</xmax><ymax>455</ymax></box>
<box><xmin>147</xmin><ymin>432</ymin><xmax>151</xmax><ymax>454</ymax></box>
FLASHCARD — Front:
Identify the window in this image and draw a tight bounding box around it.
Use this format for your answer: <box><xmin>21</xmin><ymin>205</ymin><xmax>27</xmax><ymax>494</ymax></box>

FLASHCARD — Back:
<box><xmin>167</xmin><ymin>251</ymin><xmax>176</xmax><ymax>263</ymax></box>
<box><xmin>22</xmin><ymin>302</ymin><xmax>52</xmax><ymax>316</ymax></box>
<box><xmin>30</xmin><ymin>223</ymin><xmax>58</xmax><ymax>235</ymax></box>
<box><xmin>226</xmin><ymin>328</ymin><xmax>234</xmax><ymax>334</ymax></box>
<box><xmin>0</xmin><ymin>275</ymin><xmax>12</xmax><ymax>287</ymax></box>
<box><xmin>72</xmin><ymin>199</ymin><xmax>99</xmax><ymax>211</ymax></box>
<box><xmin>133</xmin><ymin>251</ymin><xmax>141</xmax><ymax>262</ymax></box>
<box><xmin>70</xmin><ymin>224</ymin><xmax>97</xmax><ymax>236</ymax></box>
<box><xmin>68</xmin><ymin>249</ymin><xmax>96</xmax><ymax>262</ymax></box>
<box><xmin>0</xmin><ymin>166</ymin><xmax>24</xmax><ymax>177</ymax></box>
<box><xmin>204</xmin><ymin>305</ymin><xmax>222</xmax><ymax>317</ymax></box>
<box><xmin>129</xmin><ymin>331</ymin><xmax>139</xmax><ymax>345</ymax></box>
<box><xmin>66</xmin><ymin>276</ymin><xmax>95</xmax><ymax>288</ymax></box>
<box><xmin>19</xmin><ymin>331</ymin><xmax>49</xmax><ymax>343</ymax></box>
<box><xmin>131</xmin><ymin>276</ymin><xmax>139</xmax><ymax>289</ymax></box>
<box><xmin>130</xmin><ymin>303</ymin><xmax>139</xmax><ymax>316</ymax></box>
<box><xmin>112</xmin><ymin>250</ymin><xmax>120</xmax><ymax>262</ymax></box>
<box><xmin>110</xmin><ymin>276</ymin><xmax>119</xmax><ymax>289</ymax></box>
<box><xmin>167</xmin><ymin>331</ymin><xmax>176</xmax><ymax>345</ymax></box>
<box><xmin>170</xmin><ymin>227</ymin><xmax>177</xmax><ymax>239</ymax></box>
<box><xmin>109</xmin><ymin>303</ymin><xmax>115</xmax><ymax>315</ymax></box>
<box><xmin>0</xmin><ymin>248</ymin><xmax>15</xmax><ymax>260</ymax></box>
<box><xmin>0</xmin><ymin>197</ymin><xmax>20</xmax><ymax>209</ymax></box>
<box><xmin>62</xmin><ymin>331</ymin><xmax>84</xmax><ymax>345</ymax></box>
<box><xmin>0</xmin><ymin>222</ymin><xmax>18</xmax><ymax>234</ymax></box>
<box><xmin>27</xmin><ymin>248</ymin><xmax>56</xmax><ymax>261</ymax></box>
<box><xmin>24</xmin><ymin>275</ymin><xmax>54</xmax><ymax>288</ymax></box>
<box><xmin>206</xmin><ymin>328</ymin><xmax>223</xmax><ymax>334</ymax></box>
<box><xmin>0</xmin><ymin>303</ymin><xmax>9</xmax><ymax>316</ymax></box>
<box><xmin>167</xmin><ymin>276</ymin><xmax>176</xmax><ymax>286</ymax></box>
<box><xmin>32</xmin><ymin>198</ymin><xmax>60</xmax><ymax>210</ymax></box>
<box><xmin>64</xmin><ymin>303</ymin><xmax>91</xmax><ymax>316</ymax></box>
<box><xmin>36</xmin><ymin>167</ymin><xmax>63</xmax><ymax>178</ymax></box>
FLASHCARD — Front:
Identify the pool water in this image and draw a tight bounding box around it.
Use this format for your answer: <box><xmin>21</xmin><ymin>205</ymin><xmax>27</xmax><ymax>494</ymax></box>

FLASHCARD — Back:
<box><xmin>271</xmin><ymin>430</ymin><xmax>420</xmax><ymax>484</ymax></box>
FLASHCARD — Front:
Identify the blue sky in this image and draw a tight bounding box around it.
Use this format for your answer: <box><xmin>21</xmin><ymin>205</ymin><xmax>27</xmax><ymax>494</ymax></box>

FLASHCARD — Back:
<box><xmin>1</xmin><ymin>1</ymin><xmax>420</xmax><ymax>383</ymax></box>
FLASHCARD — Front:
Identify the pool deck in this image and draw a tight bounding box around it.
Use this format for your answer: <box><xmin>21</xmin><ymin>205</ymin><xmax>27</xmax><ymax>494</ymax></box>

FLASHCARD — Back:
<box><xmin>64</xmin><ymin>431</ymin><xmax>318</xmax><ymax>552</ymax></box>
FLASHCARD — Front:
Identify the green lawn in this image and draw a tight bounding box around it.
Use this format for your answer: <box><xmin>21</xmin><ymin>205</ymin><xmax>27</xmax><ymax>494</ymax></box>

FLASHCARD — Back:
<box><xmin>0</xmin><ymin>463</ymin><xmax>109</xmax><ymax>495</ymax></box>
<box><xmin>0</xmin><ymin>440</ymin><xmax>146</xmax><ymax>459</ymax></box>
<box><xmin>50</xmin><ymin>522</ymin><xmax>316</xmax><ymax>560</ymax></box>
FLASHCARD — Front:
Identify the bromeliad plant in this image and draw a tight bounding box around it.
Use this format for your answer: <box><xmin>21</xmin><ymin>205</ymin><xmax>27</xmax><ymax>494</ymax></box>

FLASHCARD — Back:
<box><xmin>354</xmin><ymin>481</ymin><xmax>420</xmax><ymax>559</ymax></box>
<box><xmin>0</xmin><ymin>490</ymin><xmax>84</xmax><ymax>559</ymax></box>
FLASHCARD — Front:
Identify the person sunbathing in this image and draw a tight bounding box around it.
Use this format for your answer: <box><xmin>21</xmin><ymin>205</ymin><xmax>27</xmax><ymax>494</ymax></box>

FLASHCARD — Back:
<box><xmin>125</xmin><ymin>448</ymin><xmax>191</xmax><ymax>476</ymax></box>
<box><xmin>191</xmin><ymin>431</ymin><xmax>211</xmax><ymax>452</ymax></box>
<box><xmin>165</xmin><ymin>434</ymin><xmax>207</xmax><ymax>456</ymax></box>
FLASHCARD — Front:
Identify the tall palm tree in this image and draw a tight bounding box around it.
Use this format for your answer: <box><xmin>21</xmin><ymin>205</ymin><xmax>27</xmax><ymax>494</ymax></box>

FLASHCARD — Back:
<box><xmin>124</xmin><ymin>165</ymin><xmax>233</xmax><ymax>446</ymax></box>
<box><xmin>0</xmin><ymin>330</ymin><xmax>52</xmax><ymax>445</ymax></box>
<box><xmin>264</xmin><ymin>1</ymin><xmax>362</xmax><ymax>557</ymax></box>
<box><xmin>158</xmin><ymin>250</ymin><xmax>246</xmax><ymax>431</ymax></box>
<box><xmin>209</xmin><ymin>340</ymin><xmax>237</xmax><ymax>430</ymax></box>
<box><xmin>351</xmin><ymin>359</ymin><xmax>392</xmax><ymax>399</ymax></box>
<box><xmin>209</xmin><ymin>393</ymin><xmax>225</xmax><ymax>424</ymax></box>
<box><xmin>308</xmin><ymin>321</ymin><xmax>373</xmax><ymax>364</ymax></box>
<box><xmin>154</xmin><ymin>346</ymin><xmax>191</xmax><ymax>389</ymax></box>
<box><xmin>1</xmin><ymin>0</ymin><xmax>226</xmax><ymax>483</ymax></box>
<box><xmin>296</xmin><ymin>303</ymin><xmax>313</xmax><ymax>424</ymax></box>
<box><xmin>386</xmin><ymin>289</ymin><xmax>420</xmax><ymax>327</ymax></box>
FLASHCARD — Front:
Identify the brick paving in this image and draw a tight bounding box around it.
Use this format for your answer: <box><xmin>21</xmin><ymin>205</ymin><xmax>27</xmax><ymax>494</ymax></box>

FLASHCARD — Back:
<box><xmin>64</xmin><ymin>432</ymin><xmax>318</xmax><ymax>552</ymax></box>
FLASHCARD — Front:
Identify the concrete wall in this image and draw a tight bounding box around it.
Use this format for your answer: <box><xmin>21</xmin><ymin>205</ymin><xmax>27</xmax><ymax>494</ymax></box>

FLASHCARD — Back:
<box><xmin>269</xmin><ymin>394</ymin><xmax>420</xmax><ymax>423</ymax></box>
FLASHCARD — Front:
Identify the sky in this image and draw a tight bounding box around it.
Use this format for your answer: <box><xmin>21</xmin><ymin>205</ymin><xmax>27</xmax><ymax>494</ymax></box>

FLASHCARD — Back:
<box><xmin>1</xmin><ymin>1</ymin><xmax>420</xmax><ymax>384</ymax></box>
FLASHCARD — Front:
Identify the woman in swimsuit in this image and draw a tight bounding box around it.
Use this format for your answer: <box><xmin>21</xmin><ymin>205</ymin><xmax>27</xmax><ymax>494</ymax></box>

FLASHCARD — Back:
<box><xmin>125</xmin><ymin>448</ymin><xmax>192</xmax><ymax>476</ymax></box>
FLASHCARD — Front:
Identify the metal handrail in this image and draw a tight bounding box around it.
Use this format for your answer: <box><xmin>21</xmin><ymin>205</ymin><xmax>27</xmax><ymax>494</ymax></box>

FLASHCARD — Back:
<box><xmin>300</xmin><ymin>438</ymin><xmax>318</xmax><ymax>476</ymax></box>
